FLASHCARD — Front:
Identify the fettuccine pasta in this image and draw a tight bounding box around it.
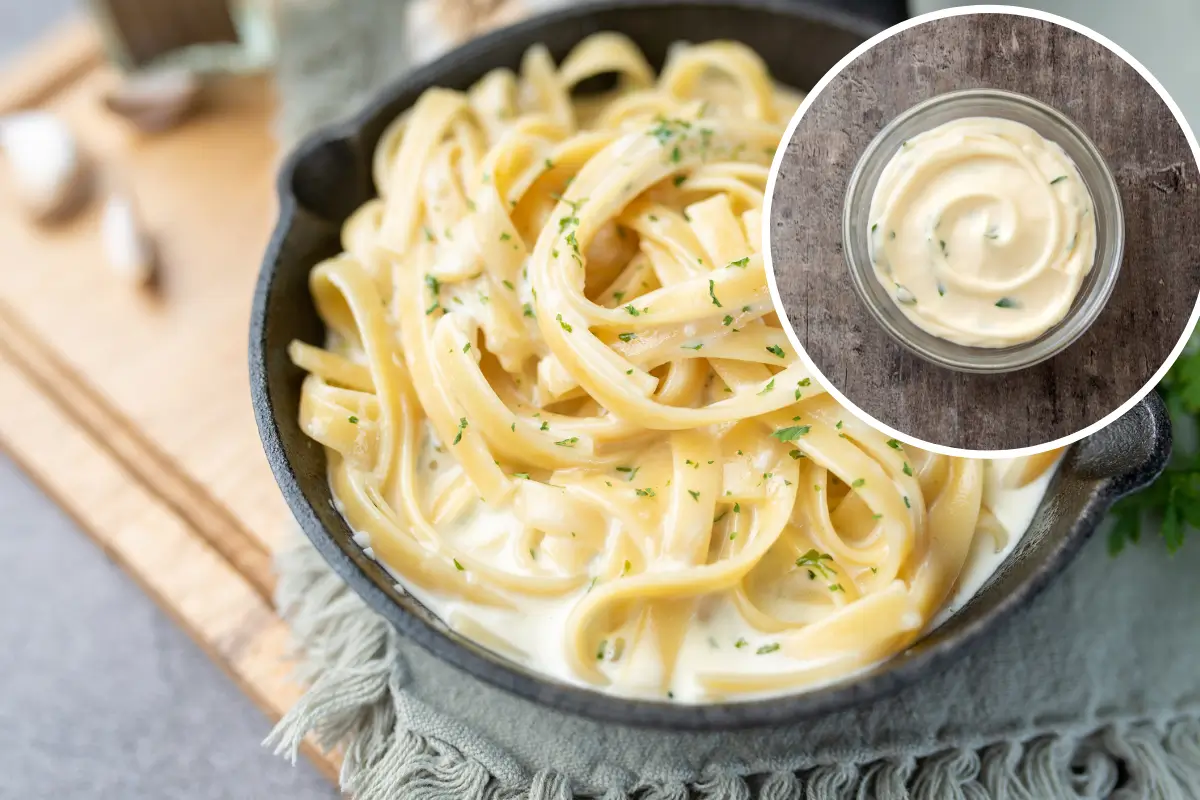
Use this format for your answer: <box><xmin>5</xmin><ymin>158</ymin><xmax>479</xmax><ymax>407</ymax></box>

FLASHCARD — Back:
<box><xmin>290</xmin><ymin>34</ymin><xmax>1061</xmax><ymax>701</ymax></box>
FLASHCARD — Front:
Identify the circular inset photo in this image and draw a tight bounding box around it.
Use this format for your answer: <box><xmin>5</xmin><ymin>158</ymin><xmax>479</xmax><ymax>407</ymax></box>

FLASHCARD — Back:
<box><xmin>766</xmin><ymin>7</ymin><xmax>1200</xmax><ymax>454</ymax></box>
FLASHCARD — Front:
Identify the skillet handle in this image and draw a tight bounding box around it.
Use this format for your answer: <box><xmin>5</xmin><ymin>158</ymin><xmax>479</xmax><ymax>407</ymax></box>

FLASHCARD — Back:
<box><xmin>794</xmin><ymin>0</ymin><xmax>908</xmax><ymax>27</ymax></box>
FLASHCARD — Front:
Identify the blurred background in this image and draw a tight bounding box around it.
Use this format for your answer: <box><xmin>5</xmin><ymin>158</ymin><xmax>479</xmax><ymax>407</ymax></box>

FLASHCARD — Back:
<box><xmin>0</xmin><ymin>1</ymin><xmax>1193</xmax><ymax>798</ymax></box>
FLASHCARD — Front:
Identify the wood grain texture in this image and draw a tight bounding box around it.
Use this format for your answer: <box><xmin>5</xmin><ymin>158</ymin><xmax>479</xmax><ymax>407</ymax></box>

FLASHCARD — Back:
<box><xmin>0</xmin><ymin>20</ymin><xmax>340</xmax><ymax>784</ymax></box>
<box><xmin>770</xmin><ymin>12</ymin><xmax>1200</xmax><ymax>451</ymax></box>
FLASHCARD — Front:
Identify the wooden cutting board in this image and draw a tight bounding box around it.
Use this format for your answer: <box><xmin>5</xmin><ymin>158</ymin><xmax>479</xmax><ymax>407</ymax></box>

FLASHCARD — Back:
<box><xmin>0</xmin><ymin>17</ymin><xmax>338</xmax><ymax>783</ymax></box>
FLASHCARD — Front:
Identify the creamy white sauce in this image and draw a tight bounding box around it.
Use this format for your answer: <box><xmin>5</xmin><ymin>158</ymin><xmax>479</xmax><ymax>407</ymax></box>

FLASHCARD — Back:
<box><xmin>868</xmin><ymin>117</ymin><xmax>1097</xmax><ymax>348</ymax></box>
<box><xmin>348</xmin><ymin>437</ymin><xmax>1057</xmax><ymax>703</ymax></box>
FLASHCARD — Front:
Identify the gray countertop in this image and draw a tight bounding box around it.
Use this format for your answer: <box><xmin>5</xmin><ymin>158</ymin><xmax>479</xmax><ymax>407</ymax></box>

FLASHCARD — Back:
<box><xmin>0</xmin><ymin>455</ymin><xmax>332</xmax><ymax>798</ymax></box>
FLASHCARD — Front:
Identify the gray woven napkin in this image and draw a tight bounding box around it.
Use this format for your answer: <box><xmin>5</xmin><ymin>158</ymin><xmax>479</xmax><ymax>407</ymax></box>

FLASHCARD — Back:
<box><xmin>266</xmin><ymin>2</ymin><xmax>1200</xmax><ymax>797</ymax></box>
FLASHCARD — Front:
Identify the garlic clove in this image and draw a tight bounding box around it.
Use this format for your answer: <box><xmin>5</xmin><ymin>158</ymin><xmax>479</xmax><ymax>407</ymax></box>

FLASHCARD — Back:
<box><xmin>0</xmin><ymin>112</ymin><xmax>90</xmax><ymax>221</ymax></box>
<box><xmin>101</xmin><ymin>192</ymin><xmax>157</xmax><ymax>287</ymax></box>
<box><xmin>104</xmin><ymin>69</ymin><xmax>202</xmax><ymax>133</ymax></box>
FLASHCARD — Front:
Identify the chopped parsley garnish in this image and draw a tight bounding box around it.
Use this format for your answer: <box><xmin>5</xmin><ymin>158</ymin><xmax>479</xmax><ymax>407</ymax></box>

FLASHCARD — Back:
<box><xmin>709</xmin><ymin>279</ymin><xmax>722</xmax><ymax>308</ymax></box>
<box><xmin>903</xmin><ymin>496</ymin><xmax>911</xmax><ymax>508</ymax></box>
<box><xmin>622</xmin><ymin>559</ymin><xmax>632</xmax><ymax>574</ymax></box>
<box><xmin>688</xmin><ymin>490</ymin><xmax>700</xmax><ymax>502</ymax></box>
<box><xmin>887</xmin><ymin>439</ymin><xmax>901</xmax><ymax>449</ymax></box>
<box><xmin>618</xmin><ymin>332</ymin><xmax>636</xmax><ymax>342</ymax></box>
<box><xmin>624</xmin><ymin>305</ymin><xmax>641</xmax><ymax>316</ymax></box>
<box><xmin>728</xmin><ymin>256</ymin><xmax>750</xmax><ymax>269</ymax></box>
<box><xmin>635</xmin><ymin>487</ymin><xmax>656</xmax><ymax>497</ymax></box>
<box><xmin>766</xmin><ymin>344</ymin><xmax>785</xmax><ymax>358</ymax></box>
<box><xmin>500</xmin><ymin>232</ymin><xmax>512</xmax><ymax>241</ymax></box>
<box><xmin>556</xmin><ymin>314</ymin><xmax>573</xmax><ymax>333</ymax></box>
<box><xmin>540</xmin><ymin>421</ymin><xmax>549</xmax><ymax>431</ymax></box>
<box><xmin>995</xmin><ymin>297</ymin><xmax>1018</xmax><ymax>309</ymax></box>
<box><xmin>425</xmin><ymin>274</ymin><xmax>441</xmax><ymax>294</ymax></box>
<box><xmin>723</xmin><ymin>315</ymin><xmax>734</xmax><ymax>326</ymax></box>
<box><xmin>523</xmin><ymin>302</ymin><xmax>535</xmax><ymax>318</ymax></box>
<box><xmin>682</xmin><ymin>343</ymin><xmax>704</xmax><ymax>351</ymax></box>
<box><xmin>673</xmin><ymin>174</ymin><xmax>686</xmax><ymax>187</ymax></box>
<box><xmin>789</xmin><ymin>449</ymin><xmax>804</xmax><ymax>460</ymax></box>
<box><xmin>452</xmin><ymin>417</ymin><xmax>468</xmax><ymax>445</ymax></box>
<box><xmin>513</xmin><ymin>472</ymin><xmax>530</xmax><ymax>480</ymax></box>
<box><xmin>1050</xmin><ymin>175</ymin><xmax>1068</xmax><ymax>185</ymax></box>
<box><xmin>903</xmin><ymin>462</ymin><xmax>913</xmax><ymax>477</ymax></box>
<box><xmin>502</xmin><ymin>279</ymin><xmax>515</xmax><ymax>290</ymax></box>
<box><xmin>348</xmin><ymin>415</ymin><xmax>358</xmax><ymax>424</ymax></box>
<box><xmin>829</xmin><ymin>584</ymin><xmax>844</xmax><ymax>593</ymax></box>
<box><xmin>647</xmin><ymin>117</ymin><xmax>690</xmax><ymax>145</ymax></box>
<box><xmin>423</xmin><ymin>226</ymin><xmax>434</xmax><ymax>242</ymax></box>
<box><xmin>756</xmin><ymin>643</ymin><xmax>780</xmax><ymax>655</ymax></box>
<box><xmin>757</xmin><ymin>378</ymin><xmax>775</xmax><ymax>395</ymax></box>
<box><xmin>735</xmin><ymin>638</ymin><xmax>748</xmax><ymax>649</ymax></box>
<box><xmin>851</xmin><ymin>478</ymin><xmax>865</xmax><ymax>488</ymax></box>
<box><xmin>796</xmin><ymin>549</ymin><xmax>836</xmax><ymax>580</ymax></box>
<box><xmin>453</xmin><ymin>558</ymin><xmax>465</xmax><ymax>571</ymax></box>
<box><xmin>555</xmin><ymin>437</ymin><xmax>578</xmax><ymax>447</ymax></box>
<box><xmin>771</xmin><ymin>425</ymin><xmax>811</xmax><ymax>442</ymax></box>
<box><xmin>871</xmin><ymin>223</ymin><xmax>878</xmax><ymax>233</ymax></box>
<box><xmin>613</xmin><ymin>291</ymin><xmax>626</xmax><ymax>302</ymax></box>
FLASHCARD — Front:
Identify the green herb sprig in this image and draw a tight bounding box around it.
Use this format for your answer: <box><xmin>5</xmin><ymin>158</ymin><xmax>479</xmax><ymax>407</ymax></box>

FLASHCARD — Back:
<box><xmin>1110</xmin><ymin>332</ymin><xmax>1200</xmax><ymax>554</ymax></box>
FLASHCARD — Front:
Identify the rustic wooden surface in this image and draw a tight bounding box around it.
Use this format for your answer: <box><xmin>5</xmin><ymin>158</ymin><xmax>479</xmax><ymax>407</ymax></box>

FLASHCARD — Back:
<box><xmin>0</xmin><ymin>20</ymin><xmax>339</xmax><ymax>783</ymax></box>
<box><xmin>770</xmin><ymin>13</ymin><xmax>1200</xmax><ymax>451</ymax></box>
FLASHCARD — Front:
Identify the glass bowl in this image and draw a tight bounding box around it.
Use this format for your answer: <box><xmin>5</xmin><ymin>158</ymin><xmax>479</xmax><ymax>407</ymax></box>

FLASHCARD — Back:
<box><xmin>842</xmin><ymin>88</ymin><xmax>1124</xmax><ymax>373</ymax></box>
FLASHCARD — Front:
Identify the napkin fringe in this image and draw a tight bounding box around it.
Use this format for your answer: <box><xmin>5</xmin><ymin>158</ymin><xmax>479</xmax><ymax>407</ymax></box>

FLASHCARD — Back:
<box><xmin>265</xmin><ymin>541</ymin><xmax>1200</xmax><ymax>799</ymax></box>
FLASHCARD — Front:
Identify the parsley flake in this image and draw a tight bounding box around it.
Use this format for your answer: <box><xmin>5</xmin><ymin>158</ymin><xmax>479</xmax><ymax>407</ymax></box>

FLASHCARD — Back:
<box><xmin>771</xmin><ymin>425</ymin><xmax>811</xmax><ymax>442</ymax></box>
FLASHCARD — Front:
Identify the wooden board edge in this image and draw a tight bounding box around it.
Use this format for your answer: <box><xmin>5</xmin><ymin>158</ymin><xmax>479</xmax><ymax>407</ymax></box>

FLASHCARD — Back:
<box><xmin>0</xmin><ymin>348</ymin><xmax>341</xmax><ymax>786</ymax></box>
<box><xmin>0</xmin><ymin>300</ymin><xmax>275</xmax><ymax>600</ymax></box>
<box><xmin>0</xmin><ymin>14</ymin><xmax>106</xmax><ymax>113</ymax></box>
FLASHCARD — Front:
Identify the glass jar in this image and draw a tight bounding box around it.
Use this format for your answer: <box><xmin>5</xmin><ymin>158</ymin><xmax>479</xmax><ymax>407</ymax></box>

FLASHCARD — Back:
<box><xmin>842</xmin><ymin>88</ymin><xmax>1124</xmax><ymax>374</ymax></box>
<box><xmin>89</xmin><ymin>0</ymin><xmax>278</xmax><ymax>74</ymax></box>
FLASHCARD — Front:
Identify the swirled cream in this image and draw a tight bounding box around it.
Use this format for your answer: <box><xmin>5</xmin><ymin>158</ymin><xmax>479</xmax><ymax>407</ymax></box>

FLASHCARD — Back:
<box><xmin>867</xmin><ymin>117</ymin><xmax>1097</xmax><ymax>348</ymax></box>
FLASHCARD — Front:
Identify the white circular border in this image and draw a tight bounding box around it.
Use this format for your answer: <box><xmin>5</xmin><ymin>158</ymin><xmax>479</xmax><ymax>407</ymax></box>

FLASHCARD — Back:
<box><xmin>762</xmin><ymin>3</ymin><xmax>1200</xmax><ymax>459</ymax></box>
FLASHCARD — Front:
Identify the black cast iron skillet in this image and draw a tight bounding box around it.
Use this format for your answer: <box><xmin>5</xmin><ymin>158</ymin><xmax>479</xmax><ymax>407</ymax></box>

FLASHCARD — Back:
<box><xmin>250</xmin><ymin>0</ymin><xmax>1171</xmax><ymax>730</ymax></box>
